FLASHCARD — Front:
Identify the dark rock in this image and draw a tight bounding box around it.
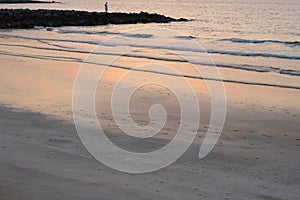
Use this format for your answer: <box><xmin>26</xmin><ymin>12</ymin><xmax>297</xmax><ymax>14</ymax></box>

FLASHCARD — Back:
<box><xmin>0</xmin><ymin>0</ymin><xmax>57</xmax><ymax>4</ymax></box>
<box><xmin>0</xmin><ymin>9</ymin><xmax>189</xmax><ymax>29</ymax></box>
<box><xmin>178</xmin><ymin>18</ymin><xmax>188</xmax><ymax>22</ymax></box>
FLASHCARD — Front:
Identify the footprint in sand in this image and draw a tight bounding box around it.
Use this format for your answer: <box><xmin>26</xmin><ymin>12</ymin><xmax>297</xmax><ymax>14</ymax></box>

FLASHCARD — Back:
<box><xmin>262</xmin><ymin>134</ymin><xmax>272</xmax><ymax>138</ymax></box>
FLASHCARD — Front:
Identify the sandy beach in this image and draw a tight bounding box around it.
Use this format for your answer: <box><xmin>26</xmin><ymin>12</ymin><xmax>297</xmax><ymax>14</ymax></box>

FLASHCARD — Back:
<box><xmin>0</xmin><ymin>33</ymin><xmax>299</xmax><ymax>200</ymax></box>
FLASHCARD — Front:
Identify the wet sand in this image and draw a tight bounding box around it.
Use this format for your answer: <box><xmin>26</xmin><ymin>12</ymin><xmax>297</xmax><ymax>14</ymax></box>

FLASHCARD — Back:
<box><xmin>0</xmin><ymin>36</ymin><xmax>299</xmax><ymax>199</ymax></box>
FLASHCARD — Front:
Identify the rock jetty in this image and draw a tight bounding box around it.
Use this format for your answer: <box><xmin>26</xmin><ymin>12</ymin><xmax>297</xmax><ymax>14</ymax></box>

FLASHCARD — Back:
<box><xmin>0</xmin><ymin>9</ymin><xmax>188</xmax><ymax>29</ymax></box>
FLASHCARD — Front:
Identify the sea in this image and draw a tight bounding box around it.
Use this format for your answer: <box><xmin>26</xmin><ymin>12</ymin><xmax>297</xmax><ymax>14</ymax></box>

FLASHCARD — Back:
<box><xmin>1</xmin><ymin>0</ymin><xmax>299</xmax><ymax>89</ymax></box>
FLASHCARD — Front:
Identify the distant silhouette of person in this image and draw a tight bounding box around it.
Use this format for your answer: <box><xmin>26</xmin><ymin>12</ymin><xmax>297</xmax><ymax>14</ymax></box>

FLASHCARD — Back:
<box><xmin>104</xmin><ymin>2</ymin><xmax>108</xmax><ymax>13</ymax></box>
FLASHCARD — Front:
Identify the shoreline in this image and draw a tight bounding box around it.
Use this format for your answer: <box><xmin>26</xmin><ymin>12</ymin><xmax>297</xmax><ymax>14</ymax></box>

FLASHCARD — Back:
<box><xmin>0</xmin><ymin>31</ymin><xmax>299</xmax><ymax>199</ymax></box>
<box><xmin>0</xmin><ymin>9</ymin><xmax>188</xmax><ymax>29</ymax></box>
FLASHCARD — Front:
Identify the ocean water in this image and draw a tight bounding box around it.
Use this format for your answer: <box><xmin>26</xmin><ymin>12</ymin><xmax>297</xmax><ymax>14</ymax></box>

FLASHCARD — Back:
<box><xmin>1</xmin><ymin>0</ymin><xmax>299</xmax><ymax>89</ymax></box>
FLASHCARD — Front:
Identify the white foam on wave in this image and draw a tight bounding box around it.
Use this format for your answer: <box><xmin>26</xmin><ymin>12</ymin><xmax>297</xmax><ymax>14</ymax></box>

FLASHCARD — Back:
<box><xmin>57</xmin><ymin>29</ymin><xmax>153</xmax><ymax>38</ymax></box>
<box><xmin>1</xmin><ymin>33</ymin><xmax>299</xmax><ymax>61</ymax></box>
<box><xmin>1</xmin><ymin>39</ymin><xmax>300</xmax><ymax>78</ymax></box>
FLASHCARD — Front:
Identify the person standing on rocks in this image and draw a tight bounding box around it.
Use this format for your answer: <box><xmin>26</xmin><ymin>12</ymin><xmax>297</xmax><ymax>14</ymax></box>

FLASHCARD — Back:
<box><xmin>104</xmin><ymin>2</ymin><xmax>108</xmax><ymax>13</ymax></box>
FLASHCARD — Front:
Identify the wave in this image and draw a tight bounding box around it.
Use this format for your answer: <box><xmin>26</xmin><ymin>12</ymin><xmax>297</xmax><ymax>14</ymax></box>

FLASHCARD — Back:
<box><xmin>57</xmin><ymin>29</ymin><xmax>153</xmax><ymax>38</ymax></box>
<box><xmin>205</xmin><ymin>49</ymin><xmax>300</xmax><ymax>60</ymax></box>
<box><xmin>57</xmin><ymin>29</ymin><xmax>300</xmax><ymax>49</ymax></box>
<box><xmin>1</xmin><ymin>42</ymin><xmax>300</xmax><ymax>77</ymax></box>
<box><xmin>1</xmin><ymin>33</ymin><xmax>300</xmax><ymax>61</ymax></box>
<box><xmin>59</xmin><ymin>29</ymin><xmax>197</xmax><ymax>40</ymax></box>
<box><xmin>221</xmin><ymin>38</ymin><xmax>300</xmax><ymax>46</ymax></box>
<box><xmin>1</xmin><ymin>48</ymin><xmax>299</xmax><ymax>91</ymax></box>
<box><xmin>59</xmin><ymin>28</ymin><xmax>196</xmax><ymax>40</ymax></box>
<box><xmin>174</xmin><ymin>35</ymin><xmax>197</xmax><ymax>40</ymax></box>
<box><xmin>58</xmin><ymin>29</ymin><xmax>119</xmax><ymax>35</ymax></box>
<box><xmin>107</xmin><ymin>42</ymin><xmax>300</xmax><ymax>60</ymax></box>
<box><xmin>120</xmin><ymin>33</ymin><xmax>153</xmax><ymax>38</ymax></box>
<box><xmin>280</xmin><ymin>69</ymin><xmax>300</xmax><ymax>76</ymax></box>
<box><xmin>57</xmin><ymin>28</ymin><xmax>194</xmax><ymax>40</ymax></box>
